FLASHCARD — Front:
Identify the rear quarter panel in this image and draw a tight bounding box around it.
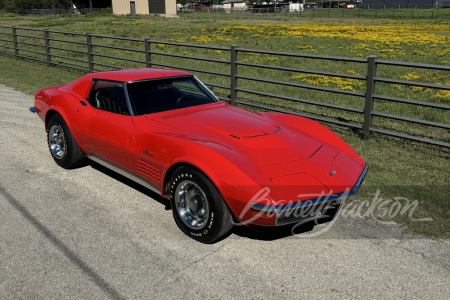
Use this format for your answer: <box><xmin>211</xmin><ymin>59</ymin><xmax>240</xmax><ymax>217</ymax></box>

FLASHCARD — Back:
<box><xmin>35</xmin><ymin>86</ymin><xmax>81</xmax><ymax>137</ymax></box>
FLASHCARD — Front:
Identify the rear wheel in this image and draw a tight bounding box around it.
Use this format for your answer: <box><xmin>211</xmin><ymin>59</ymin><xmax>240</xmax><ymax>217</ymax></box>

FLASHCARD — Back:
<box><xmin>47</xmin><ymin>114</ymin><xmax>84</xmax><ymax>169</ymax></box>
<box><xmin>169</xmin><ymin>167</ymin><xmax>233</xmax><ymax>243</ymax></box>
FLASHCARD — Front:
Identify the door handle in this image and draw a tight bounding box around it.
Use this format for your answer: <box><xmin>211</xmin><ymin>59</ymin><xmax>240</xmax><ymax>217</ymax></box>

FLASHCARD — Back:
<box><xmin>79</xmin><ymin>101</ymin><xmax>87</xmax><ymax>106</ymax></box>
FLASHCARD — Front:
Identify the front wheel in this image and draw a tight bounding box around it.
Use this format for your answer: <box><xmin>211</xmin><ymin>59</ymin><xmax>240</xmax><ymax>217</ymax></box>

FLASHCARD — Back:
<box><xmin>47</xmin><ymin>114</ymin><xmax>84</xmax><ymax>169</ymax></box>
<box><xmin>169</xmin><ymin>167</ymin><xmax>233</xmax><ymax>243</ymax></box>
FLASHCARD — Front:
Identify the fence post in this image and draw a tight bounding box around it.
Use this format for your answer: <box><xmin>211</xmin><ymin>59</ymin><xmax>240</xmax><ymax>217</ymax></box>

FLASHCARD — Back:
<box><xmin>230</xmin><ymin>45</ymin><xmax>238</xmax><ymax>105</ymax></box>
<box><xmin>86</xmin><ymin>32</ymin><xmax>94</xmax><ymax>72</ymax></box>
<box><xmin>44</xmin><ymin>28</ymin><xmax>51</xmax><ymax>65</ymax></box>
<box><xmin>12</xmin><ymin>26</ymin><xmax>18</xmax><ymax>58</ymax></box>
<box><xmin>363</xmin><ymin>55</ymin><xmax>377</xmax><ymax>139</ymax></box>
<box><xmin>144</xmin><ymin>37</ymin><xmax>151</xmax><ymax>68</ymax></box>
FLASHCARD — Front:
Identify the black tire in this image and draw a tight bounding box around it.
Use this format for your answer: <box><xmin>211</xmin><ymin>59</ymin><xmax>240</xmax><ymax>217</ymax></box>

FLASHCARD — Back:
<box><xmin>169</xmin><ymin>167</ymin><xmax>233</xmax><ymax>243</ymax></box>
<box><xmin>47</xmin><ymin>114</ymin><xmax>84</xmax><ymax>169</ymax></box>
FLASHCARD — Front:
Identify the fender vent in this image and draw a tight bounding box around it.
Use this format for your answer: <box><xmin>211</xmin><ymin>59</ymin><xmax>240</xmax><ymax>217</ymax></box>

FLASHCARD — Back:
<box><xmin>137</xmin><ymin>158</ymin><xmax>160</xmax><ymax>182</ymax></box>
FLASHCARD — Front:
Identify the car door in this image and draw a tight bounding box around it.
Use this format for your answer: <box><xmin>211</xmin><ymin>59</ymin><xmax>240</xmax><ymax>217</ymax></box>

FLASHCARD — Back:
<box><xmin>72</xmin><ymin>80</ymin><xmax>135</xmax><ymax>173</ymax></box>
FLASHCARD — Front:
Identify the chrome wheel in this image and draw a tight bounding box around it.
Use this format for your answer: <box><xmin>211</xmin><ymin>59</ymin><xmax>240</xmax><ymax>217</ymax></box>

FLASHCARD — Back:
<box><xmin>175</xmin><ymin>180</ymin><xmax>209</xmax><ymax>229</ymax></box>
<box><xmin>170</xmin><ymin>167</ymin><xmax>234</xmax><ymax>243</ymax></box>
<box><xmin>48</xmin><ymin>124</ymin><xmax>66</xmax><ymax>159</ymax></box>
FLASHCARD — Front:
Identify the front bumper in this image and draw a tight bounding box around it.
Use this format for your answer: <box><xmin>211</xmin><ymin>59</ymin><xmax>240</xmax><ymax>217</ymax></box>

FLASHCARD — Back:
<box><xmin>251</xmin><ymin>164</ymin><xmax>368</xmax><ymax>226</ymax></box>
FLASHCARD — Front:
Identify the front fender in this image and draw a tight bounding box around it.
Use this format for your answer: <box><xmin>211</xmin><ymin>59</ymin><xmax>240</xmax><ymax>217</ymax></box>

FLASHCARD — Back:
<box><xmin>174</xmin><ymin>142</ymin><xmax>278</xmax><ymax>226</ymax></box>
<box><xmin>134</xmin><ymin>128</ymin><xmax>274</xmax><ymax>225</ymax></box>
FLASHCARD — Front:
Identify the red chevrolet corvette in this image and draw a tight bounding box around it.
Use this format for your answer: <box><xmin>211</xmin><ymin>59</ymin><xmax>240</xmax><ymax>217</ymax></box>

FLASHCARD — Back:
<box><xmin>31</xmin><ymin>68</ymin><xmax>367</xmax><ymax>243</ymax></box>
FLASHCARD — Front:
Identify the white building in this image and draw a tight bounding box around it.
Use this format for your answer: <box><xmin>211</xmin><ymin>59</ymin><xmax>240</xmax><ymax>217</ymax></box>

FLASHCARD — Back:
<box><xmin>111</xmin><ymin>0</ymin><xmax>177</xmax><ymax>15</ymax></box>
<box><xmin>222</xmin><ymin>0</ymin><xmax>248</xmax><ymax>11</ymax></box>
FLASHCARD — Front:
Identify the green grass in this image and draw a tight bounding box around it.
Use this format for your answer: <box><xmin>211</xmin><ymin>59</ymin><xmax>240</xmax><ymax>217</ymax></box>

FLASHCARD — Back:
<box><xmin>0</xmin><ymin>12</ymin><xmax>449</xmax><ymax>238</ymax></box>
<box><xmin>0</xmin><ymin>12</ymin><xmax>448</xmax><ymax>146</ymax></box>
<box><xmin>186</xmin><ymin>8</ymin><xmax>450</xmax><ymax>20</ymax></box>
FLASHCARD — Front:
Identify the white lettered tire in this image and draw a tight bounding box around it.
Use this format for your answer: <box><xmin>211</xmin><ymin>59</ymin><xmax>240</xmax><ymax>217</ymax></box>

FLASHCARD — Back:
<box><xmin>169</xmin><ymin>167</ymin><xmax>233</xmax><ymax>243</ymax></box>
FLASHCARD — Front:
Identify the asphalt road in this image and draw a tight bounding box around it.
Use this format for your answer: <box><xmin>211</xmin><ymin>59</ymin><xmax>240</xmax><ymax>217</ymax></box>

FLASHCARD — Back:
<box><xmin>0</xmin><ymin>84</ymin><xmax>449</xmax><ymax>300</ymax></box>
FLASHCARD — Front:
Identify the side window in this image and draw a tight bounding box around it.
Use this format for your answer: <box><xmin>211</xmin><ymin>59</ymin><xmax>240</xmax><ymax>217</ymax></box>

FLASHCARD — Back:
<box><xmin>88</xmin><ymin>80</ymin><xmax>130</xmax><ymax>115</ymax></box>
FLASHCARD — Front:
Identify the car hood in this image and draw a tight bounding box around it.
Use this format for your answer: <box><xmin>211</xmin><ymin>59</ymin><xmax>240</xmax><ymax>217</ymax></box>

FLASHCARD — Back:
<box><xmin>143</xmin><ymin>103</ymin><xmax>365</xmax><ymax>204</ymax></box>
<box><xmin>147</xmin><ymin>103</ymin><xmax>323</xmax><ymax>165</ymax></box>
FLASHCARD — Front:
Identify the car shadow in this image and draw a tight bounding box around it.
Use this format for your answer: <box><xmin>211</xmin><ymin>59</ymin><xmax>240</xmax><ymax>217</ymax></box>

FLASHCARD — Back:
<box><xmin>88</xmin><ymin>161</ymin><xmax>171</xmax><ymax>211</ymax></box>
<box><xmin>87</xmin><ymin>161</ymin><xmax>326</xmax><ymax>243</ymax></box>
<box><xmin>232</xmin><ymin>221</ymin><xmax>316</xmax><ymax>241</ymax></box>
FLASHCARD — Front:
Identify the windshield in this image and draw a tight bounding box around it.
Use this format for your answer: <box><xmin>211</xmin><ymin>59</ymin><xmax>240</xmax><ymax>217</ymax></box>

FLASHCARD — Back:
<box><xmin>126</xmin><ymin>76</ymin><xmax>218</xmax><ymax>115</ymax></box>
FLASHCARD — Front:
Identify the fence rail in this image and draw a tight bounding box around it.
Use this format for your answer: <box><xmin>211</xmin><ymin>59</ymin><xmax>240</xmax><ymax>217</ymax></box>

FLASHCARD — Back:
<box><xmin>199</xmin><ymin>7</ymin><xmax>450</xmax><ymax>19</ymax></box>
<box><xmin>1</xmin><ymin>8</ymin><xmax>111</xmax><ymax>16</ymax></box>
<box><xmin>0</xmin><ymin>25</ymin><xmax>448</xmax><ymax>148</ymax></box>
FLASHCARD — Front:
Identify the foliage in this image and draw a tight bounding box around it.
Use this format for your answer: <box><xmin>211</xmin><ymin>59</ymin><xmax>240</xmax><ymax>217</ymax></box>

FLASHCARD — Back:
<box><xmin>176</xmin><ymin>0</ymin><xmax>196</xmax><ymax>7</ymax></box>
<box><xmin>0</xmin><ymin>0</ymin><xmax>71</xmax><ymax>10</ymax></box>
<box><xmin>85</xmin><ymin>8</ymin><xmax>113</xmax><ymax>17</ymax></box>
<box><xmin>0</xmin><ymin>0</ymin><xmax>16</xmax><ymax>10</ymax></box>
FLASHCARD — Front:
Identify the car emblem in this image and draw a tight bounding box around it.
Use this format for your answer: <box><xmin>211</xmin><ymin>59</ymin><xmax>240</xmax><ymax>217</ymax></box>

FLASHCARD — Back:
<box><xmin>328</xmin><ymin>170</ymin><xmax>336</xmax><ymax>176</ymax></box>
<box><xmin>143</xmin><ymin>150</ymin><xmax>153</xmax><ymax>158</ymax></box>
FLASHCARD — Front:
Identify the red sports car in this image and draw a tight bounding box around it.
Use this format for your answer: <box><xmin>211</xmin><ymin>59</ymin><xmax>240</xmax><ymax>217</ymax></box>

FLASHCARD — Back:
<box><xmin>31</xmin><ymin>69</ymin><xmax>367</xmax><ymax>243</ymax></box>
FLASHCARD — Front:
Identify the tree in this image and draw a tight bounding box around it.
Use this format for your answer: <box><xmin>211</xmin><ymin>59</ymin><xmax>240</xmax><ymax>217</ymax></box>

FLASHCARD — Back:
<box><xmin>0</xmin><ymin>0</ymin><xmax>19</xmax><ymax>10</ymax></box>
<box><xmin>12</xmin><ymin>0</ymin><xmax>71</xmax><ymax>9</ymax></box>
<box><xmin>15</xmin><ymin>0</ymin><xmax>38</xmax><ymax>9</ymax></box>
<box><xmin>43</xmin><ymin>0</ymin><xmax>72</xmax><ymax>9</ymax></box>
